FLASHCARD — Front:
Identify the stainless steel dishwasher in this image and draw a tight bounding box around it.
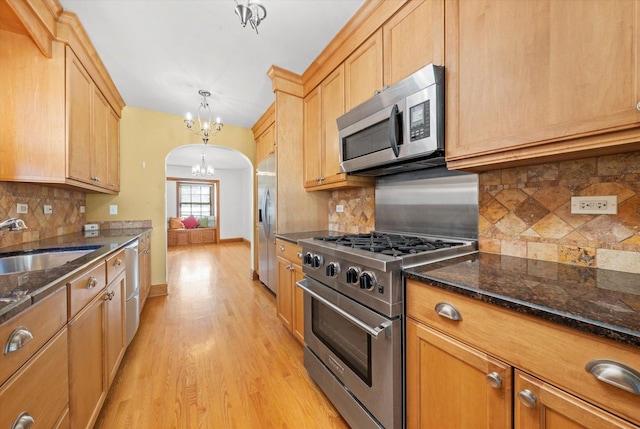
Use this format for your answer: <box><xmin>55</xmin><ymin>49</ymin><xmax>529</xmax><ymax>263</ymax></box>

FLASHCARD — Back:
<box><xmin>125</xmin><ymin>240</ymin><xmax>140</xmax><ymax>346</ymax></box>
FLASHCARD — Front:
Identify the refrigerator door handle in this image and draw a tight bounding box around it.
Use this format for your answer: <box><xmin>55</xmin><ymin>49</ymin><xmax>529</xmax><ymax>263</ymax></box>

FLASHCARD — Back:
<box><xmin>263</xmin><ymin>189</ymin><xmax>270</xmax><ymax>238</ymax></box>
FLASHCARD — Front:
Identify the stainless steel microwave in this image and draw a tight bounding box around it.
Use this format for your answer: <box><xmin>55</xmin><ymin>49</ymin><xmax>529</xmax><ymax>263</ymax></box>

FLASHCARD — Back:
<box><xmin>338</xmin><ymin>64</ymin><xmax>445</xmax><ymax>176</ymax></box>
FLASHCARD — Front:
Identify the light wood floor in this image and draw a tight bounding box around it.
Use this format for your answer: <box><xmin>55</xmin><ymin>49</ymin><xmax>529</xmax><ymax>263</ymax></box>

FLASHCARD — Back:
<box><xmin>94</xmin><ymin>243</ymin><xmax>349</xmax><ymax>429</ymax></box>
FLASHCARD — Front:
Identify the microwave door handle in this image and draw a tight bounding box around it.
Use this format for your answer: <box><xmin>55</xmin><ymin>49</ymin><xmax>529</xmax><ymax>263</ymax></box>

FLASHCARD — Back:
<box><xmin>389</xmin><ymin>104</ymin><xmax>401</xmax><ymax>157</ymax></box>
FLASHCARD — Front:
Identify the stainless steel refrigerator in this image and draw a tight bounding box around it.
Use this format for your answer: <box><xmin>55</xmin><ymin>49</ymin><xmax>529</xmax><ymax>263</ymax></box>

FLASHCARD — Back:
<box><xmin>257</xmin><ymin>155</ymin><xmax>277</xmax><ymax>293</ymax></box>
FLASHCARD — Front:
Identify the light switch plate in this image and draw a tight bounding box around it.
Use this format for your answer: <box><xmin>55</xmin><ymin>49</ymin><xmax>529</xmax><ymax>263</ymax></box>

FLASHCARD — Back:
<box><xmin>16</xmin><ymin>203</ymin><xmax>28</xmax><ymax>214</ymax></box>
<box><xmin>43</xmin><ymin>205</ymin><xmax>52</xmax><ymax>214</ymax></box>
<box><xmin>109</xmin><ymin>205</ymin><xmax>118</xmax><ymax>215</ymax></box>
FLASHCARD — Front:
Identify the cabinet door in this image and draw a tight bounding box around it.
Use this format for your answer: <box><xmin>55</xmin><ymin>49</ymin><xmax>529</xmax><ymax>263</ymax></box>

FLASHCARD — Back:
<box><xmin>383</xmin><ymin>0</ymin><xmax>444</xmax><ymax>86</ymax></box>
<box><xmin>303</xmin><ymin>86</ymin><xmax>323</xmax><ymax>188</ymax></box>
<box><xmin>345</xmin><ymin>30</ymin><xmax>383</xmax><ymax>110</ymax></box>
<box><xmin>92</xmin><ymin>86</ymin><xmax>109</xmax><ymax>186</ymax></box>
<box><xmin>292</xmin><ymin>263</ymin><xmax>305</xmax><ymax>344</ymax></box>
<box><xmin>446</xmin><ymin>0</ymin><xmax>640</xmax><ymax>168</ymax></box>
<box><xmin>406</xmin><ymin>318</ymin><xmax>512</xmax><ymax>429</ymax></box>
<box><xmin>256</xmin><ymin>123</ymin><xmax>275</xmax><ymax>165</ymax></box>
<box><xmin>514</xmin><ymin>370</ymin><xmax>637</xmax><ymax>429</ymax></box>
<box><xmin>321</xmin><ymin>64</ymin><xmax>345</xmax><ymax>183</ymax></box>
<box><xmin>66</xmin><ymin>46</ymin><xmax>93</xmax><ymax>184</ymax></box>
<box><xmin>107</xmin><ymin>108</ymin><xmax>120</xmax><ymax>191</ymax></box>
<box><xmin>276</xmin><ymin>256</ymin><xmax>293</xmax><ymax>331</ymax></box>
<box><xmin>105</xmin><ymin>271</ymin><xmax>126</xmax><ymax>388</ymax></box>
<box><xmin>68</xmin><ymin>294</ymin><xmax>107</xmax><ymax>429</ymax></box>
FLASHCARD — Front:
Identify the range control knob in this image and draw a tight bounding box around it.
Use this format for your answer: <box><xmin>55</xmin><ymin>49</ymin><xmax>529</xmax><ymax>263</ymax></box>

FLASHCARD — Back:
<box><xmin>346</xmin><ymin>267</ymin><xmax>361</xmax><ymax>284</ymax></box>
<box><xmin>311</xmin><ymin>254</ymin><xmax>324</xmax><ymax>268</ymax></box>
<box><xmin>359</xmin><ymin>271</ymin><xmax>377</xmax><ymax>291</ymax></box>
<box><xmin>303</xmin><ymin>252</ymin><xmax>314</xmax><ymax>266</ymax></box>
<box><xmin>326</xmin><ymin>262</ymin><xmax>340</xmax><ymax>278</ymax></box>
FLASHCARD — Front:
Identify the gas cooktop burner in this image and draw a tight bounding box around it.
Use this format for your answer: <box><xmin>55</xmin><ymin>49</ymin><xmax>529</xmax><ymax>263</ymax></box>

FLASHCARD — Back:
<box><xmin>313</xmin><ymin>232</ymin><xmax>464</xmax><ymax>257</ymax></box>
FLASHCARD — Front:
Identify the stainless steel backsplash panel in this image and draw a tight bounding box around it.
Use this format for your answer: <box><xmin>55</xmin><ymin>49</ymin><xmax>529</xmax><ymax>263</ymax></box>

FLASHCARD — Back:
<box><xmin>375</xmin><ymin>166</ymin><xmax>479</xmax><ymax>240</ymax></box>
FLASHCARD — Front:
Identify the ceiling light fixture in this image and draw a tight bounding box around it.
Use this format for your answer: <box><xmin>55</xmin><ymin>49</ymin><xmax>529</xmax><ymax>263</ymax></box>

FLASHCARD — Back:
<box><xmin>192</xmin><ymin>153</ymin><xmax>215</xmax><ymax>177</ymax></box>
<box><xmin>234</xmin><ymin>0</ymin><xmax>267</xmax><ymax>34</ymax></box>
<box><xmin>184</xmin><ymin>90</ymin><xmax>223</xmax><ymax>144</ymax></box>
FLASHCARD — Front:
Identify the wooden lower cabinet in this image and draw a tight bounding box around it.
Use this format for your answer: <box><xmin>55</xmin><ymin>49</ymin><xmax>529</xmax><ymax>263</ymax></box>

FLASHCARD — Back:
<box><xmin>68</xmin><ymin>292</ymin><xmax>107</xmax><ymax>429</ymax></box>
<box><xmin>0</xmin><ymin>328</ymin><xmax>69</xmax><ymax>429</ymax></box>
<box><xmin>105</xmin><ymin>270</ymin><xmax>126</xmax><ymax>387</ymax></box>
<box><xmin>406</xmin><ymin>318</ymin><xmax>512</xmax><ymax>428</ymax></box>
<box><xmin>514</xmin><ymin>370</ymin><xmax>637</xmax><ymax>429</ymax></box>
<box><xmin>275</xmin><ymin>239</ymin><xmax>305</xmax><ymax>344</ymax></box>
<box><xmin>69</xmin><ymin>265</ymin><xmax>127</xmax><ymax>429</ymax></box>
<box><xmin>406</xmin><ymin>279</ymin><xmax>640</xmax><ymax>428</ymax></box>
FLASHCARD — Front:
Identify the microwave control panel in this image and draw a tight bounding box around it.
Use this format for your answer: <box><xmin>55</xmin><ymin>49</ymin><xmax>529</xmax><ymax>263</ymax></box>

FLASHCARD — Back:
<box><xmin>409</xmin><ymin>100</ymin><xmax>430</xmax><ymax>142</ymax></box>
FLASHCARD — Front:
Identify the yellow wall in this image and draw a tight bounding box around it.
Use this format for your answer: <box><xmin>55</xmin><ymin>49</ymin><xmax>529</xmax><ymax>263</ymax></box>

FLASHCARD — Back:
<box><xmin>86</xmin><ymin>106</ymin><xmax>256</xmax><ymax>287</ymax></box>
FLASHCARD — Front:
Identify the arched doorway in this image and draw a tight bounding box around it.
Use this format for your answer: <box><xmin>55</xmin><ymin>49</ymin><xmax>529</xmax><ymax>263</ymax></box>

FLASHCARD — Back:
<box><xmin>164</xmin><ymin>144</ymin><xmax>254</xmax><ymax>262</ymax></box>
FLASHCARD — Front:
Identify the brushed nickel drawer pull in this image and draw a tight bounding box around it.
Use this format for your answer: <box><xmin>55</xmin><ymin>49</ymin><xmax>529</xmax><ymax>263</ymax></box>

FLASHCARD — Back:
<box><xmin>279</xmin><ymin>245</ymin><xmax>285</xmax><ymax>251</ymax></box>
<box><xmin>486</xmin><ymin>372</ymin><xmax>502</xmax><ymax>389</ymax></box>
<box><xmin>585</xmin><ymin>359</ymin><xmax>640</xmax><ymax>395</ymax></box>
<box><xmin>4</xmin><ymin>326</ymin><xmax>34</xmax><ymax>354</ymax></box>
<box><xmin>517</xmin><ymin>389</ymin><xmax>537</xmax><ymax>408</ymax></box>
<box><xmin>87</xmin><ymin>276</ymin><xmax>98</xmax><ymax>289</ymax></box>
<box><xmin>435</xmin><ymin>302</ymin><xmax>463</xmax><ymax>321</ymax></box>
<box><xmin>11</xmin><ymin>411</ymin><xmax>34</xmax><ymax>429</ymax></box>
<box><xmin>296</xmin><ymin>251</ymin><xmax>302</xmax><ymax>259</ymax></box>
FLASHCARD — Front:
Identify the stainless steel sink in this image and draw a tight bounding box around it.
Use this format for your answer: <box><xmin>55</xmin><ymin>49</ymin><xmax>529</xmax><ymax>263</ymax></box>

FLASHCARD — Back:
<box><xmin>0</xmin><ymin>247</ymin><xmax>98</xmax><ymax>275</ymax></box>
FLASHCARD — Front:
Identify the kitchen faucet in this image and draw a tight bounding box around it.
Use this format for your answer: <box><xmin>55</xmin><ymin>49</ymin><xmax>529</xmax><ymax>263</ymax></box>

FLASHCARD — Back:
<box><xmin>0</xmin><ymin>218</ymin><xmax>28</xmax><ymax>231</ymax></box>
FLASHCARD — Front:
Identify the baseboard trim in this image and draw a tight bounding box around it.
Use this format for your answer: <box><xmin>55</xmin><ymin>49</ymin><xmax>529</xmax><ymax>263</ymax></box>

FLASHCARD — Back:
<box><xmin>149</xmin><ymin>283</ymin><xmax>168</xmax><ymax>297</ymax></box>
<box><xmin>219</xmin><ymin>238</ymin><xmax>251</xmax><ymax>246</ymax></box>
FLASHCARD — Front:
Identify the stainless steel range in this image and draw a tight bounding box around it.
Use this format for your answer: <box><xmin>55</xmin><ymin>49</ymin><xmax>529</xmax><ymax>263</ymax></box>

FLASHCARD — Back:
<box><xmin>297</xmin><ymin>167</ymin><xmax>478</xmax><ymax>429</ymax></box>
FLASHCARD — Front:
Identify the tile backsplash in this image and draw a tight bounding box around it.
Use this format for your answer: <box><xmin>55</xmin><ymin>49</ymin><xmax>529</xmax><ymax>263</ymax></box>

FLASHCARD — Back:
<box><xmin>329</xmin><ymin>187</ymin><xmax>375</xmax><ymax>233</ymax></box>
<box><xmin>0</xmin><ymin>182</ymin><xmax>86</xmax><ymax>247</ymax></box>
<box><xmin>479</xmin><ymin>151</ymin><xmax>640</xmax><ymax>273</ymax></box>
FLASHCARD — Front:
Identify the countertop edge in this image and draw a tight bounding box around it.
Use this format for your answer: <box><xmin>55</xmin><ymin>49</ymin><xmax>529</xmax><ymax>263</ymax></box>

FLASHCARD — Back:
<box><xmin>0</xmin><ymin>228</ymin><xmax>152</xmax><ymax>324</ymax></box>
<box><xmin>403</xmin><ymin>271</ymin><xmax>640</xmax><ymax>349</ymax></box>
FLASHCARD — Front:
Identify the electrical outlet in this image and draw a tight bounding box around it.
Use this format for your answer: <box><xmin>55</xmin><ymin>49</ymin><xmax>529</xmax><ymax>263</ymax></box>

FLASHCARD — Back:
<box><xmin>336</xmin><ymin>204</ymin><xmax>344</xmax><ymax>213</ymax></box>
<box><xmin>109</xmin><ymin>205</ymin><xmax>118</xmax><ymax>215</ymax></box>
<box><xmin>571</xmin><ymin>196</ymin><xmax>617</xmax><ymax>214</ymax></box>
<box><xmin>16</xmin><ymin>203</ymin><xmax>28</xmax><ymax>214</ymax></box>
<box><xmin>43</xmin><ymin>205</ymin><xmax>53</xmax><ymax>214</ymax></box>
<box><xmin>80</xmin><ymin>206</ymin><xmax>86</xmax><ymax>213</ymax></box>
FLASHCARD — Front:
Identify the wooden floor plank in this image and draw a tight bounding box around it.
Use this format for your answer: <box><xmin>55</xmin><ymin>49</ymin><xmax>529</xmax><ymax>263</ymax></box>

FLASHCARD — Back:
<box><xmin>94</xmin><ymin>242</ymin><xmax>349</xmax><ymax>429</ymax></box>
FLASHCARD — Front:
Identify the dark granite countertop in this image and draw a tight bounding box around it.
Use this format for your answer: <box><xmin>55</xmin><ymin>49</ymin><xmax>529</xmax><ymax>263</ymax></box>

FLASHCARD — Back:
<box><xmin>275</xmin><ymin>230</ymin><xmax>342</xmax><ymax>245</ymax></box>
<box><xmin>0</xmin><ymin>228</ymin><xmax>152</xmax><ymax>324</ymax></box>
<box><xmin>404</xmin><ymin>252</ymin><xmax>640</xmax><ymax>349</ymax></box>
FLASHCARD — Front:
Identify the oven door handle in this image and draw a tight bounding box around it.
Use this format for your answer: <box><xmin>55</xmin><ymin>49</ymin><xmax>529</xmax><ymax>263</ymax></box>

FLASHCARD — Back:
<box><xmin>297</xmin><ymin>280</ymin><xmax>393</xmax><ymax>339</ymax></box>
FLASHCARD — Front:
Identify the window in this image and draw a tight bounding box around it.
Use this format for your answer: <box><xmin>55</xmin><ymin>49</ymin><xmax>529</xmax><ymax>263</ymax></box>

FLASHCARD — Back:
<box><xmin>178</xmin><ymin>182</ymin><xmax>215</xmax><ymax>217</ymax></box>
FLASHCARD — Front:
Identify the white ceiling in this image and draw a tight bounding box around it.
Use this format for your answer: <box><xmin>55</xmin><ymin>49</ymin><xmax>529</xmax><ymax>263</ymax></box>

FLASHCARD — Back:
<box><xmin>58</xmin><ymin>0</ymin><xmax>365</xmax><ymax>129</ymax></box>
<box><xmin>59</xmin><ymin>0</ymin><xmax>365</xmax><ymax>170</ymax></box>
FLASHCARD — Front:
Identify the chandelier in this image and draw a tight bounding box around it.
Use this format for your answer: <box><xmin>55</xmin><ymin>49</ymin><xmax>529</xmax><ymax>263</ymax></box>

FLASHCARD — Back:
<box><xmin>184</xmin><ymin>90</ymin><xmax>223</xmax><ymax>144</ymax></box>
<box><xmin>234</xmin><ymin>0</ymin><xmax>267</xmax><ymax>34</ymax></box>
<box><xmin>192</xmin><ymin>153</ymin><xmax>215</xmax><ymax>177</ymax></box>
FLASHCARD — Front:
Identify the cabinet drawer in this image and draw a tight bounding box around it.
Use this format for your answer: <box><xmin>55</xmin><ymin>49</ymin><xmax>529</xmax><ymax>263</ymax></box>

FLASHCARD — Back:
<box><xmin>276</xmin><ymin>240</ymin><xmax>302</xmax><ymax>263</ymax></box>
<box><xmin>68</xmin><ymin>262</ymin><xmax>106</xmax><ymax>319</ymax></box>
<box><xmin>0</xmin><ymin>328</ymin><xmax>69</xmax><ymax>429</ymax></box>
<box><xmin>406</xmin><ymin>279</ymin><xmax>640</xmax><ymax>425</ymax></box>
<box><xmin>0</xmin><ymin>286</ymin><xmax>67</xmax><ymax>386</ymax></box>
<box><xmin>106</xmin><ymin>249</ymin><xmax>125</xmax><ymax>284</ymax></box>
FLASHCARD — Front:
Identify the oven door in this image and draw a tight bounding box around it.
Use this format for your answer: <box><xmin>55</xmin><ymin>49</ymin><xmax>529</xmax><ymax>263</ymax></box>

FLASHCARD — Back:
<box><xmin>297</xmin><ymin>277</ymin><xmax>402</xmax><ymax>429</ymax></box>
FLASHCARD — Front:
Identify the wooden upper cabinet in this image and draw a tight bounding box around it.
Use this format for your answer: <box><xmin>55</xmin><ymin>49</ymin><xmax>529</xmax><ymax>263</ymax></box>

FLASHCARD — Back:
<box><xmin>303</xmin><ymin>86</ymin><xmax>323</xmax><ymax>188</ymax></box>
<box><xmin>345</xmin><ymin>30</ymin><xmax>383</xmax><ymax>110</ymax></box>
<box><xmin>107</xmin><ymin>108</ymin><xmax>120</xmax><ymax>191</ymax></box>
<box><xmin>321</xmin><ymin>64</ymin><xmax>345</xmax><ymax>183</ymax></box>
<box><xmin>67</xmin><ymin>46</ymin><xmax>93</xmax><ymax>184</ymax></box>
<box><xmin>256</xmin><ymin>123</ymin><xmax>275</xmax><ymax>166</ymax></box>
<box><xmin>445</xmin><ymin>0</ymin><xmax>640</xmax><ymax>171</ymax></box>
<box><xmin>383</xmin><ymin>0</ymin><xmax>444</xmax><ymax>86</ymax></box>
<box><xmin>66</xmin><ymin>45</ymin><xmax>120</xmax><ymax>192</ymax></box>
